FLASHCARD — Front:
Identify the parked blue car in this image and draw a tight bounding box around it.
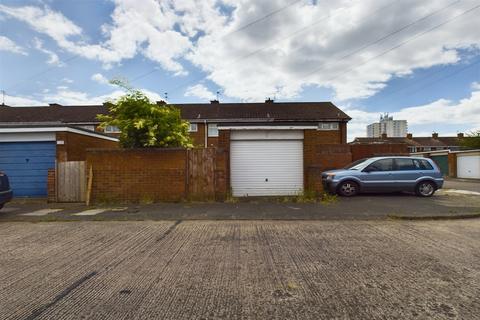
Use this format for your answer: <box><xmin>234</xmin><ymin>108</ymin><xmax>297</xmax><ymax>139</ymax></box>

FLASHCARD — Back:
<box><xmin>322</xmin><ymin>156</ymin><xmax>444</xmax><ymax>197</ymax></box>
<box><xmin>0</xmin><ymin>171</ymin><xmax>13</xmax><ymax>210</ymax></box>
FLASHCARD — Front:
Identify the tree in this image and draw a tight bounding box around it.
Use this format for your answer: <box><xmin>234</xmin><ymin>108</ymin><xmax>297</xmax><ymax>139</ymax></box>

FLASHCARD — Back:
<box><xmin>98</xmin><ymin>80</ymin><xmax>193</xmax><ymax>148</ymax></box>
<box><xmin>460</xmin><ymin>130</ymin><xmax>480</xmax><ymax>149</ymax></box>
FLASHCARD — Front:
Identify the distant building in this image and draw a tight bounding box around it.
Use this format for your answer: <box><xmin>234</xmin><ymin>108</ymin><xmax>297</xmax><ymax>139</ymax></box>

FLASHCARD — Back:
<box><xmin>367</xmin><ymin>114</ymin><xmax>407</xmax><ymax>138</ymax></box>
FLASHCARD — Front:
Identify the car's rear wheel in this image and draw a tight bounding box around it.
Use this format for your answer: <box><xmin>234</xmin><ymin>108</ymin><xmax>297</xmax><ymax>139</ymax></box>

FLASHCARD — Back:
<box><xmin>337</xmin><ymin>181</ymin><xmax>359</xmax><ymax>197</ymax></box>
<box><xmin>415</xmin><ymin>181</ymin><xmax>436</xmax><ymax>197</ymax></box>
<box><xmin>0</xmin><ymin>204</ymin><xmax>3</xmax><ymax>210</ymax></box>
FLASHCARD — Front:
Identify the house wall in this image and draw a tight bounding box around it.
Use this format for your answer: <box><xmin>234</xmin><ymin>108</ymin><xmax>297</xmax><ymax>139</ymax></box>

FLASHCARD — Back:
<box><xmin>56</xmin><ymin>131</ymin><xmax>119</xmax><ymax>162</ymax></box>
<box><xmin>189</xmin><ymin>123</ymin><xmax>219</xmax><ymax>148</ymax></box>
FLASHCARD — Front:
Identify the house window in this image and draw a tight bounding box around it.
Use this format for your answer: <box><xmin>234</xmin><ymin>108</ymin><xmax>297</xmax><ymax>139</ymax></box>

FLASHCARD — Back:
<box><xmin>318</xmin><ymin>122</ymin><xmax>339</xmax><ymax>130</ymax></box>
<box><xmin>208</xmin><ymin>124</ymin><xmax>219</xmax><ymax>137</ymax></box>
<box><xmin>105</xmin><ymin>125</ymin><xmax>120</xmax><ymax>133</ymax></box>
<box><xmin>188</xmin><ymin>123</ymin><xmax>198</xmax><ymax>132</ymax></box>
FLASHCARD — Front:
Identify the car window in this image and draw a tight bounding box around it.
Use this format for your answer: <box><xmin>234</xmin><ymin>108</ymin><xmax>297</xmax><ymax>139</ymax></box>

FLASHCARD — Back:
<box><xmin>365</xmin><ymin>159</ymin><xmax>393</xmax><ymax>172</ymax></box>
<box><xmin>395</xmin><ymin>158</ymin><xmax>417</xmax><ymax>171</ymax></box>
<box><xmin>344</xmin><ymin>158</ymin><xmax>368</xmax><ymax>170</ymax></box>
<box><xmin>413</xmin><ymin>159</ymin><xmax>434</xmax><ymax>170</ymax></box>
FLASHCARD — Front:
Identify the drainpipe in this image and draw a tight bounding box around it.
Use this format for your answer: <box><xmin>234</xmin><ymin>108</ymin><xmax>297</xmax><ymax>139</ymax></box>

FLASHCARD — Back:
<box><xmin>204</xmin><ymin>120</ymin><xmax>208</xmax><ymax>148</ymax></box>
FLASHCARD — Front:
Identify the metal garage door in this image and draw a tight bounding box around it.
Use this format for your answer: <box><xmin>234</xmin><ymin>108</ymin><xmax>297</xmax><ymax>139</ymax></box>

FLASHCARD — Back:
<box><xmin>430</xmin><ymin>155</ymin><xmax>449</xmax><ymax>176</ymax></box>
<box><xmin>230</xmin><ymin>131</ymin><xmax>303</xmax><ymax>197</ymax></box>
<box><xmin>457</xmin><ymin>154</ymin><xmax>480</xmax><ymax>179</ymax></box>
<box><xmin>0</xmin><ymin>142</ymin><xmax>56</xmax><ymax>197</ymax></box>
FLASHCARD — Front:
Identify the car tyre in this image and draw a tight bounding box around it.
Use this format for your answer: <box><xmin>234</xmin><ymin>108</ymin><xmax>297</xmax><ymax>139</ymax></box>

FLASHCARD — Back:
<box><xmin>337</xmin><ymin>181</ymin><xmax>359</xmax><ymax>197</ymax></box>
<box><xmin>0</xmin><ymin>204</ymin><xmax>3</xmax><ymax>210</ymax></box>
<box><xmin>415</xmin><ymin>181</ymin><xmax>436</xmax><ymax>197</ymax></box>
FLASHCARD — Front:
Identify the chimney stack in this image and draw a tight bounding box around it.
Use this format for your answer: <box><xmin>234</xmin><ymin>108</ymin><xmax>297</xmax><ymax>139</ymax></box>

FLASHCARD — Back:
<box><xmin>49</xmin><ymin>103</ymin><xmax>62</xmax><ymax>107</ymax></box>
<box><xmin>432</xmin><ymin>132</ymin><xmax>439</xmax><ymax>139</ymax></box>
<box><xmin>406</xmin><ymin>133</ymin><xmax>413</xmax><ymax>139</ymax></box>
<box><xmin>457</xmin><ymin>133</ymin><xmax>464</xmax><ymax>138</ymax></box>
<box><xmin>381</xmin><ymin>133</ymin><xmax>388</xmax><ymax>139</ymax></box>
<box><xmin>157</xmin><ymin>100</ymin><xmax>167</xmax><ymax>105</ymax></box>
<box><xmin>265</xmin><ymin>98</ymin><xmax>274</xmax><ymax>103</ymax></box>
<box><xmin>210</xmin><ymin>100</ymin><xmax>219</xmax><ymax>104</ymax></box>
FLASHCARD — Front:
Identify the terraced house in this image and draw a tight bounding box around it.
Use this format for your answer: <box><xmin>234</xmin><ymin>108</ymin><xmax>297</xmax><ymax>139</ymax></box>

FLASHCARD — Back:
<box><xmin>0</xmin><ymin>100</ymin><xmax>351</xmax><ymax>198</ymax></box>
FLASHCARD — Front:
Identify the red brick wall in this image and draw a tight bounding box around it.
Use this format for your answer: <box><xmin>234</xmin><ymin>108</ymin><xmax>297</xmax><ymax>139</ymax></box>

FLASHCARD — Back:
<box><xmin>47</xmin><ymin>169</ymin><xmax>56</xmax><ymax>203</ymax></box>
<box><xmin>86</xmin><ymin>149</ymin><xmax>187</xmax><ymax>203</ymax></box>
<box><xmin>338</xmin><ymin>122</ymin><xmax>347</xmax><ymax>143</ymax></box>
<box><xmin>217</xmin><ymin>130</ymin><xmax>231</xmax><ymax>193</ymax></box>
<box><xmin>350</xmin><ymin>144</ymin><xmax>409</xmax><ymax>161</ymax></box>
<box><xmin>303</xmin><ymin>133</ymin><xmax>352</xmax><ymax>194</ymax></box>
<box><xmin>304</xmin><ymin>128</ymin><xmax>343</xmax><ymax>145</ymax></box>
<box><xmin>448</xmin><ymin>153</ymin><xmax>457</xmax><ymax>178</ymax></box>
<box><xmin>56</xmin><ymin>131</ymin><xmax>119</xmax><ymax>162</ymax></box>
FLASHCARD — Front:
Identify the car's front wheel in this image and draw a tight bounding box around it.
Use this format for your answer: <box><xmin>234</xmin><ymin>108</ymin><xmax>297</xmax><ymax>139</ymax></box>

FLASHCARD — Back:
<box><xmin>337</xmin><ymin>181</ymin><xmax>359</xmax><ymax>197</ymax></box>
<box><xmin>415</xmin><ymin>181</ymin><xmax>436</xmax><ymax>197</ymax></box>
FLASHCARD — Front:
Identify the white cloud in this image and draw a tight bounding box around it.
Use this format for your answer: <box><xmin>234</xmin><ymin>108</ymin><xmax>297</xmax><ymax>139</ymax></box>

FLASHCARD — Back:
<box><xmin>33</xmin><ymin>38</ymin><xmax>63</xmax><ymax>66</ymax></box>
<box><xmin>42</xmin><ymin>87</ymin><xmax>164</xmax><ymax>105</ymax></box>
<box><xmin>3</xmin><ymin>93</ymin><xmax>43</xmax><ymax>106</ymax></box>
<box><xmin>62</xmin><ymin>78</ymin><xmax>74</xmax><ymax>84</ymax></box>
<box><xmin>91</xmin><ymin>73</ymin><xmax>110</xmax><ymax>85</ymax></box>
<box><xmin>2</xmin><ymin>0</ymin><xmax>480</xmax><ymax>100</ymax></box>
<box><xmin>185</xmin><ymin>84</ymin><xmax>215</xmax><ymax>101</ymax></box>
<box><xmin>0</xmin><ymin>4</ymin><xmax>81</xmax><ymax>42</ymax></box>
<box><xmin>471</xmin><ymin>81</ymin><xmax>480</xmax><ymax>90</ymax></box>
<box><xmin>0</xmin><ymin>36</ymin><xmax>27</xmax><ymax>55</ymax></box>
<box><xmin>4</xmin><ymin>88</ymin><xmax>163</xmax><ymax>107</ymax></box>
<box><xmin>0</xmin><ymin>1</ymin><xmax>195</xmax><ymax>73</ymax></box>
<box><xmin>188</xmin><ymin>0</ymin><xmax>480</xmax><ymax>101</ymax></box>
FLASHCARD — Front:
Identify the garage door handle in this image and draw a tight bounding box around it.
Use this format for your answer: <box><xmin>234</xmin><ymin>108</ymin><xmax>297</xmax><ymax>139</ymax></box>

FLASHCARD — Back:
<box><xmin>265</xmin><ymin>178</ymin><xmax>268</xmax><ymax>182</ymax></box>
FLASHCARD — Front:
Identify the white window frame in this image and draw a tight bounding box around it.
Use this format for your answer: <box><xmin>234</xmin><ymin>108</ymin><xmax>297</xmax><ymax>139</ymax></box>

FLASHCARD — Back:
<box><xmin>105</xmin><ymin>125</ymin><xmax>121</xmax><ymax>133</ymax></box>
<box><xmin>318</xmin><ymin>122</ymin><xmax>339</xmax><ymax>131</ymax></box>
<box><xmin>208</xmin><ymin>123</ymin><xmax>219</xmax><ymax>137</ymax></box>
<box><xmin>188</xmin><ymin>123</ymin><xmax>198</xmax><ymax>132</ymax></box>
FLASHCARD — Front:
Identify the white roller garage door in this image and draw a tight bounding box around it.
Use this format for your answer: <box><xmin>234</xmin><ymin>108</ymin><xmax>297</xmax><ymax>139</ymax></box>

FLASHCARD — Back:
<box><xmin>230</xmin><ymin>130</ymin><xmax>304</xmax><ymax>197</ymax></box>
<box><xmin>457</xmin><ymin>153</ymin><xmax>480</xmax><ymax>179</ymax></box>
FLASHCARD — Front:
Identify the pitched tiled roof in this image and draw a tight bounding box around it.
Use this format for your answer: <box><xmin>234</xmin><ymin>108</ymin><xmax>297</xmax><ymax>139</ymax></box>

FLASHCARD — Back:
<box><xmin>0</xmin><ymin>101</ymin><xmax>351</xmax><ymax>124</ymax></box>
<box><xmin>176</xmin><ymin>102</ymin><xmax>351</xmax><ymax>121</ymax></box>
<box><xmin>0</xmin><ymin>105</ymin><xmax>107</xmax><ymax>124</ymax></box>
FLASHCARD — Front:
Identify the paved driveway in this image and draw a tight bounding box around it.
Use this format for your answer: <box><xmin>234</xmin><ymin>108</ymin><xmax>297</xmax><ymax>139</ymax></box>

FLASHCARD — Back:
<box><xmin>2</xmin><ymin>189</ymin><xmax>480</xmax><ymax>221</ymax></box>
<box><xmin>1</xmin><ymin>220</ymin><xmax>479</xmax><ymax>319</ymax></box>
<box><xmin>444</xmin><ymin>178</ymin><xmax>480</xmax><ymax>193</ymax></box>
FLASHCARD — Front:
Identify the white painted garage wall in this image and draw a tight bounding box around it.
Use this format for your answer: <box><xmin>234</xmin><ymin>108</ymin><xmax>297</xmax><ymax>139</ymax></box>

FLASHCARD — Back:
<box><xmin>230</xmin><ymin>131</ymin><xmax>304</xmax><ymax>197</ymax></box>
<box><xmin>457</xmin><ymin>153</ymin><xmax>480</xmax><ymax>179</ymax></box>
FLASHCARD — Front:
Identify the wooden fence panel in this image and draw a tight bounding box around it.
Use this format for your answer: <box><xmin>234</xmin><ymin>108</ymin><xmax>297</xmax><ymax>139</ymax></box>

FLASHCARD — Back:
<box><xmin>57</xmin><ymin>161</ymin><xmax>86</xmax><ymax>202</ymax></box>
<box><xmin>188</xmin><ymin>148</ymin><xmax>215</xmax><ymax>201</ymax></box>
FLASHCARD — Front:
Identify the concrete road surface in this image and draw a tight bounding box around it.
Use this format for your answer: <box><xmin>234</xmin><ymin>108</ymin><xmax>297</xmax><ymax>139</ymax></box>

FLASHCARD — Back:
<box><xmin>1</xmin><ymin>220</ymin><xmax>479</xmax><ymax>319</ymax></box>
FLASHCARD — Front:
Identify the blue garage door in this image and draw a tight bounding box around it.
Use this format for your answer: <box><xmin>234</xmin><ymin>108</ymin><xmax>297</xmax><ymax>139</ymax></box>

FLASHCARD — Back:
<box><xmin>0</xmin><ymin>142</ymin><xmax>56</xmax><ymax>197</ymax></box>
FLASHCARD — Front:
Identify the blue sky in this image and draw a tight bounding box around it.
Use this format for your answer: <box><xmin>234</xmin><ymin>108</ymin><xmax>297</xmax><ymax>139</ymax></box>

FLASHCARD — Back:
<box><xmin>0</xmin><ymin>0</ymin><xmax>479</xmax><ymax>140</ymax></box>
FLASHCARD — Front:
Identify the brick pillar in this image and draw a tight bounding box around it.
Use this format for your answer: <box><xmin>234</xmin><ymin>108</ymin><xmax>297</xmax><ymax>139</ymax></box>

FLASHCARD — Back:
<box><xmin>47</xmin><ymin>168</ymin><xmax>56</xmax><ymax>202</ymax></box>
<box><xmin>217</xmin><ymin>130</ymin><xmax>231</xmax><ymax>196</ymax></box>
<box><xmin>448</xmin><ymin>153</ymin><xmax>457</xmax><ymax>178</ymax></box>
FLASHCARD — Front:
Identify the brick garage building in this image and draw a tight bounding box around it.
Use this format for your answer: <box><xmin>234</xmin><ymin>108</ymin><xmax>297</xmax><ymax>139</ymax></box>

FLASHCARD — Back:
<box><xmin>0</xmin><ymin>125</ymin><xmax>118</xmax><ymax>197</ymax></box>
<box><xmin>1</xmin><ymin>100</ymin><xmax>352</xmax><ymax>198</ymax></box>
<box><xmin>179</xmin><ymin>100</ymin><xmax>351</xmax><ymax>197</ymax></box>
